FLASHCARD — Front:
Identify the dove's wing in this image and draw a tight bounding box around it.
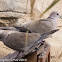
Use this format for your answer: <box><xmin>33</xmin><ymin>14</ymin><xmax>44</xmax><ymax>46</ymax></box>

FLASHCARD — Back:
<box><xmin>0</xmin><ymin>29</ymin><xmax>58</xmax><ymax>52</ymax></box>
<box><xmin>1</xmin><ymin>32</ymin><xmax>41</xmax><ymax>52</ymax></box>
<box><xmin>22</xmin><ymin>19</ymin><xmax>54</xmax><ymax>33</ymax></box>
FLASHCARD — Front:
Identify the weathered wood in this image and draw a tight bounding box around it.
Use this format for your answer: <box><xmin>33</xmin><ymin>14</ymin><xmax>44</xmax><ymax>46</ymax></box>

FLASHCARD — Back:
<box><xmin>48</xmin><ymin>52</ymin><xmax>50</xmax><ymax>62</ymax></box>
<box><xmin>0</xmin><ymin>42</ymin><xmax>50</xmax><ymax>62</ymax></box>
<box><xmin>37</xmin><ymin>43</ymin><xmax>45</xmax><ymax>55</ymax></box>
<box><xmin>22</xmin><ymin>51</ymin><xmax>37</xmax><ymax>62</ymax></box>
<box><xmin>38</xmin><ymin>45</ymin><xmax>50</xmax><ymax>62</ymax></box>
<box><xmin>21</xmin><ymin>43</ymin><xmax>45</xmax><ymax>62</ymax></box>
<box><xmin>0</xmin><ymin>51</ymin><xmax>19</xmax><ymax>62</ymax></box>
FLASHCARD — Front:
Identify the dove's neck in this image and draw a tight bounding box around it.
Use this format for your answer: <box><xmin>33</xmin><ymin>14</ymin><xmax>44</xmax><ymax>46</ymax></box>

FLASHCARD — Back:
<box><xmin>48</xmin><ymin>17</ymin><xmax>58</xmax><ymax>29</ymax></box>
<box><xmin>48</xmin><ymin>16</ymin><xmax>58</xmax><ymax>20</ymax></box>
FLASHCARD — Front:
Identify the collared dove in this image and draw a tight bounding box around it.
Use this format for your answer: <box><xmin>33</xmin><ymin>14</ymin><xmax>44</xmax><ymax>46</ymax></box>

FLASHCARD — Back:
<box><xmin>0</xmin><ymin>29</ymin><xmax>58</xmax><ymax>52</ymax></box>
<box><xmin>0</xmin><ymin>12</ymin><xmax>61</xmax><ymax>33</ymax></box>
<box><xmin>19</xmin><ymin>11</ymin><xmax>62</xmax><ymax>33</ymax></box>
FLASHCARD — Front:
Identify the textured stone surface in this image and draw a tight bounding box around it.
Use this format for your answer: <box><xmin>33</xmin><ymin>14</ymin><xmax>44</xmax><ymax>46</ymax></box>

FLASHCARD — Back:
<box><xmin>0</xmin><ymin>0</ymin><xmax>54</xmax><ymax>18</ymax></box>
<box><xmin>0</xmin><ymin>12</ymin><xmax>26</xmax><ymax>17</ymax></box>
<box><xmin>0</xmin><ymin>0</ymin><xmax>31</xmax><ymax>13</ymax></box>
<box><xmin>0</xmin><ymin>0</ymin><xmax>54</xmax><ymax>26</ymax></box>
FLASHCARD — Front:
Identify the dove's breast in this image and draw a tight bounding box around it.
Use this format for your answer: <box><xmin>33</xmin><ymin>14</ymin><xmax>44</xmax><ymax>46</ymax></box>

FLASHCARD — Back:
<box><xmin>50</xmin><ymin>19</ymin><xmax>58</xmax><ymax>30</ymax></box>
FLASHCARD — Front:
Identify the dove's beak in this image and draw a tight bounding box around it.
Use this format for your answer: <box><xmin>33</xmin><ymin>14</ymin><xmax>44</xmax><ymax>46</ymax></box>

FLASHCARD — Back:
<box><xmin>60</xmin><ymin>16</ymin><xmax>62</xmax><ymax>19</ymax></box>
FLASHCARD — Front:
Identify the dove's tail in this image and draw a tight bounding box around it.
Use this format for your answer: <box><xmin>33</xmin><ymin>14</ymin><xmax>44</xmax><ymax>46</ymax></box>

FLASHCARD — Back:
<box><xmin>45</xmin><ymin>29</ymin><xmax>59</xmax><ymax>34</ymax></box>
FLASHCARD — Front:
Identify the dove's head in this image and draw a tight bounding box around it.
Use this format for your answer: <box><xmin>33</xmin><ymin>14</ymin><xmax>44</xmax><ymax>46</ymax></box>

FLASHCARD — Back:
<box><xmin>48</xmin><ymin>11</ymin><xmax>62</xmax><ymax>19</ymax></box>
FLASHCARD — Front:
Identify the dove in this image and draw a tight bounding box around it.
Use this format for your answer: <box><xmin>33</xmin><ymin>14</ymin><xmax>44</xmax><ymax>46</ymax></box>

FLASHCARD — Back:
<box><xmin>20</xmin><ymin>11</ymin><xmax>62</xmax><ymax>33</ymax></box>
<box><xmin>0</xmin><ymin>12</ymin><xmax>61</xmax><ymax>34</ymax></box>
<box><xmin>0</xmin><ymin>29</ymin><xmax>58</xmax><ymax>52</ymax></box>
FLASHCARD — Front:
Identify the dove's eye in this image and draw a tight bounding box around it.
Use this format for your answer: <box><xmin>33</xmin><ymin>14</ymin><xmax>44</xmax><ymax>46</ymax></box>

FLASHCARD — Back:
<box><xmin>57</xmin><ymin>13</ymin><xmax>59</xmax><ymax>15</ymax></box>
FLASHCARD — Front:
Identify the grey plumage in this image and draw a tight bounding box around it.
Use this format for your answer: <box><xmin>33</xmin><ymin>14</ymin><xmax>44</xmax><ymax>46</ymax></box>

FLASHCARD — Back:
<box><xmin>0</xmin><ymin>29</ymin><xmax>59</xmax><ymax>52</ymax></box>
<box><xmin>20</xmin><ymin>11</ymin><xmax>62</xmax><ymax>33</ymax></box>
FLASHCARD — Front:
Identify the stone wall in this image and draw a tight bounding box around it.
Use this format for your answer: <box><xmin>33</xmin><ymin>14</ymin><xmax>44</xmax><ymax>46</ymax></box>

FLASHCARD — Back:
<box><xmin>0</xmin><ymin>0</ymin><xmax>54</xmax><ymax>26</ymax></box>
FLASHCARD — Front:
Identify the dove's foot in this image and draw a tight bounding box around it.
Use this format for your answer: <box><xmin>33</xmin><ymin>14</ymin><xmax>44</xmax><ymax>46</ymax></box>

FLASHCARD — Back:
<box><xmin>40</xmin><ymin>40</ymin><xmax>45</xmax><ymax>45</ymax></box>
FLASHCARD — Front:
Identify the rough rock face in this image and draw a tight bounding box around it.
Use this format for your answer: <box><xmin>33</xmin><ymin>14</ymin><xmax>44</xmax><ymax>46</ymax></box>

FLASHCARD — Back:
<box><xmin>0</xmin><ymin>0</ymin><xmax>54</xmax><ymax>26</ymax></box>
<box><xmin>0</xmin><ymin>0</ymin><xmax>31</xmax><ymax>26</ymax></box>
<box><xmin>0</xmin><ymin>0</ymin><xmax>54</xmax><ymax>13</ymax></box>
<box><xmin>0</xmin><ymin>0</ymin><xmax>30</xmax><ymax>13</ymax></box>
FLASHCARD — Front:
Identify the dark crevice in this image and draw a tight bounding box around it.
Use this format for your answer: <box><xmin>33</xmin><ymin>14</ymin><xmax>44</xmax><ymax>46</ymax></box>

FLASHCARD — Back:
<box><xmin>0</xmin><ymin>10</ymin><xmax>28</xmax><ymax>14</ymax></box>
<box><xmin>0</xmin><ymin>17</ymin><xmax>18</xmax><ymax>19</ymax></box>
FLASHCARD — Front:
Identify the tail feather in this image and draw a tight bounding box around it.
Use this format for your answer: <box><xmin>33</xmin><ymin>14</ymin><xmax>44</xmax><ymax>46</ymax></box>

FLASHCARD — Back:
<box><xmin>39</xmin><ymin>29</ymin><xmax>59</xmax><ymax>41</ymax></box>
<box><xmin>47</xmin><ymin>29</ymin><xmax>59</xmax><ymax>34</ymax></box>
